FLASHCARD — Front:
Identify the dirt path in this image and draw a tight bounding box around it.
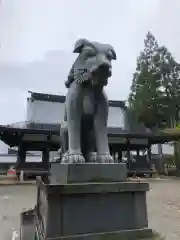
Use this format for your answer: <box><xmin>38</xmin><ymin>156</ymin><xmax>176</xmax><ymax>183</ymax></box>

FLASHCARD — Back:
<box><xmin>0</xmin><ymin>185</ymin><xmax>36</xmax><ymax>240</ymax></box>
<box><xmin>0</xmin><ymin>178</ymin><xmax>180</xmax><ymax>239</ymax></box>
<box><xmin>147</xmin><ymin>178</ymin><xmax>180</xmax><ymax>239</ymax></box>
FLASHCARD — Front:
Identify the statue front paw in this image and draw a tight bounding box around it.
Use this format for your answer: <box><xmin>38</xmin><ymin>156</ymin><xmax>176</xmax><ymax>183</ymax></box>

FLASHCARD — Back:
<box><xmin>98</xmin><ymin>153</ymin><xmax>114</xmax><ymax>163</ymax></box>
<box><xmin>61</xmin><ymin>152</ymin><xmax>85</xmax><ymax>164</ymax></box>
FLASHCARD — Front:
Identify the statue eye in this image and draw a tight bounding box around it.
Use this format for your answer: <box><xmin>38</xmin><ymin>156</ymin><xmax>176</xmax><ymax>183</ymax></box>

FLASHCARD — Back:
<box><xmin>83</xmin><ymin>49</ymin><xmax>96</xmax><ymax>60</ymax></box>
<box><xmin>88</xmin><ymin>51</ymin><xmax>96</xmax><ymax>57</ymax></box>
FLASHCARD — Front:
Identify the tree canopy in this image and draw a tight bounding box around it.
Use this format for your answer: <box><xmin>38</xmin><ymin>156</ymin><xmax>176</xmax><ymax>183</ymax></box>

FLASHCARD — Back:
<box><xmin>129</xmin><ymin>32</ymin><xmax>180</xmax><ymax>129</ymax></box>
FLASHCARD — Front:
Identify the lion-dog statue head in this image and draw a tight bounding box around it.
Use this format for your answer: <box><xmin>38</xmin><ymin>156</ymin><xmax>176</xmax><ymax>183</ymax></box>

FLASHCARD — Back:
<box><xmin>65</xmin><ymin>38</ymin><xmax>116</xmax><ymax>89</ymax></box>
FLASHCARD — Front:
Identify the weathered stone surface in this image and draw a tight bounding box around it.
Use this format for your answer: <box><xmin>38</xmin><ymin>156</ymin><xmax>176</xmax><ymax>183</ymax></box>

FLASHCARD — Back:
<box><xmin>34</xmin><ymin>177</ymin><xmax>152</xmax><ymax>240</ymax></box>
<box><xmin>61</xmin><ymin>39</ymin><xmax>117</xmax><ymax>164</ymax></box>
<box><xmin>50</xmin><ymin>163</ymin><xmax>127</xmax><ymax>183</ymax></box>
<box><xmin>36</xmin><ymin>228</ymin><xmax>153</xmax><ymax>239</ymax></box>
<box><xmin>20</xmin><ymin>209</ymin><xmax>35</xmax><ymax>240</ymax></box>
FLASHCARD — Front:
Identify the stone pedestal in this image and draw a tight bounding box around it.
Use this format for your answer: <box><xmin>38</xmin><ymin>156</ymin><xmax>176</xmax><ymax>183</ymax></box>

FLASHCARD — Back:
<box><xmin>20</xmin><ymin>163</ymin><xmax>152</xmax><ymax>240</ymax></box>
<box><xmin>50</xmin><ymin>162</ymin><xmax>127</xmax><ymax>183</ymax></box>
<box><xmin>20</xmin><ymin>209</ymin><xmax>35</xmax><ymax>240</ymax></box>
<box><xmin>34</xmin><ymin>179</ymin><xmax>152</xmax><ymax>239</ymax></box>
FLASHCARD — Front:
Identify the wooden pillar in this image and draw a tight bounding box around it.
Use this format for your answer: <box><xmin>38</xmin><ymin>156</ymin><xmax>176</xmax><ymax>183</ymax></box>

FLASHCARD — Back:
<box><xmin>110</xmin><ymin>145</ymin><xmax>116</xmax><ymax>160</ymax></box>
<box><xmin>112</xmin><ymin>151</ymin><xmax>115</xmax><ymax>161</ymax></box>
<box><xmin>126</xmin><ymin>140</ymin><xmax>131</xmax><ymax>169</ymax></box>
<box><xmin>137</xmin><ymin>149</ymin><xmax>139</xmax><ymax>158</ymax></box>
<box><xmin>118</xmin><ymin>150</ymin><xmax>122</xmax><ymax>162</ymax></box>
<box><xmin>15</xmin><ymin>144</ymin><xmax>26</xmax><ymax>169</ymax></box>
<box><xmin>127</xmin><ymin>146</ymin><xmax>131</xmax><ymax>162</ymax></box>
<box><xmin>109</xmin><ymin>144</ymin><xmax>113</xmax><ymax>156</ymax></box>
<box><xmin>42</xmin><ymin>148</ymin><xmax>50</xmax><ymax>170</ymax></box>
<box><xmin>147</xmin><ymin>146</ymin><xmax>152</xmax><ymax>168</ymax></box>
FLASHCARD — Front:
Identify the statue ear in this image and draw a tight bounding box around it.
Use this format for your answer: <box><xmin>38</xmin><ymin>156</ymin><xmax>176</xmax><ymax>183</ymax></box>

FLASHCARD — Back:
<box><xmin>106</xmin><ymin>44</ymin><xmax>117</xmax><ymax>60</ymax></box>
<box><xmin>109</xmin><ymin>47</ymin><xmax>117</xmax><ymax>60</ymax></box>
<box><xmin>111</xmin><ymin>49</ymin><xmax>117</xmax><ymax>60</ymax></box>
<box><xmin>73</xmin><ymin>38</ymin><xmax>91</xmax><ymax>53</ymax></box>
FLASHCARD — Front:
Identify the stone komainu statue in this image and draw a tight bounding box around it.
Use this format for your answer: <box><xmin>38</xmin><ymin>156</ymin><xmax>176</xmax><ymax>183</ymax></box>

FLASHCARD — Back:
<box><xmin>60</xmin><ymin>39</ymin><xmax>117</xmax><ymax>163</ymax></box>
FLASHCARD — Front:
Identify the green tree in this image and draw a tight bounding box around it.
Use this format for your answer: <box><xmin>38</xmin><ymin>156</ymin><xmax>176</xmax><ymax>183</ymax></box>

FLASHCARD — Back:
<box><xmin>129</xmin><ymin>32</ymin><xmax>180</xmax><ymax>172</ymax></box>
<box><xmin>129</xmin><ymin>32</ymin><xmax>163</xmax><ymax>128</ymax></box>
<box><xmin>157</xmin><ymin>46</ymin><xmax>180</xmax><ymax>128</ymax></box>
<box><xmin>129</xmin><ymin>32</ymin><xmax>180</xmax><ymax>129</ymax></box>
<box><xmin>158</xmin><ymin>48</ymin><xmax>180</xmax><ymax>171</ymax></box>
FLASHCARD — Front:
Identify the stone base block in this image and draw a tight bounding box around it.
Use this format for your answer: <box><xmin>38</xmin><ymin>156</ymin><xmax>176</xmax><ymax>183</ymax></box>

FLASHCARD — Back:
<box><xmin>20</xmin><ymin>209</ymin><xmax>35</xmax><ymax>240</ymax></box>
<box><xmin>50</xmin><ymin>163</ymin><xmax>127</xmax><ymax>183</ymax></box>
<box><xmin>35</xmin><ymin>177</ymin><xmax>152</xmax><ymax>240</ymax></box>
<box><xmin>35</xmin><ymin>228</ymin><xmax>152</xmax><ymax>240</ymax></box>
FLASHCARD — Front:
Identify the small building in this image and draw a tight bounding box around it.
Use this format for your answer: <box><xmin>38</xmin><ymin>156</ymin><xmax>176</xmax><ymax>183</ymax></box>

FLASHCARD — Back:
<box><xmin>26</xmin><ymin>91</ymin><xmax>129</xmax><ymax>129</ymax></box>
<box><xmin>0</xmin><ymin>91</ymin><xmax>179</xmax><ymax>176</ymax></box>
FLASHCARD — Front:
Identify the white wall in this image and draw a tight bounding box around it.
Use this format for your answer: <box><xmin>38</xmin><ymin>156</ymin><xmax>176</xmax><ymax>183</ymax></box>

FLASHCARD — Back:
<box><xmin>108</xmin><ymin>106</ymin><xmax>126</xmax><ymax>128</ymax></box>
<box><xmin>26</xmin><ymin>98</ymin><xmax>127</xmax><ymax>128</ymax></box>
<box><xmin>151</xmin><ymin>143</ymin><xmax>174</xmax><ymax>155</ymax></box>
<box><xmin>26</xmin><ymin>98</ymin><xmax>65</xmax><ymax>124</ymax></box>
<box><xmin>0</xmin><ymin>142</ymin><xmax>9</xmax><ymax>153</ymax></box>
<box><xmin>0</xmin><ymin>155</ymin><xmax>41</xmax><ymax>163</ymax></box>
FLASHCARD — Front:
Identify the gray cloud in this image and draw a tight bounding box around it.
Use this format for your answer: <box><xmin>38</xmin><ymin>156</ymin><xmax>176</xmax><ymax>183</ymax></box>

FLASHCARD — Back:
<box><xmin>0</xmin><ymin>0</ymin><xmax>180</xmax><ymax>125</ymax></box>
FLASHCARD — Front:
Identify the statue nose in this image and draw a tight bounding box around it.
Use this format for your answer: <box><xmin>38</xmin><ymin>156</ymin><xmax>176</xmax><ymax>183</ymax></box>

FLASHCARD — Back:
<box><xmin>98</xmin><ymin>63</ymin><xmax>110</xmax><ymax>70</ymax></box>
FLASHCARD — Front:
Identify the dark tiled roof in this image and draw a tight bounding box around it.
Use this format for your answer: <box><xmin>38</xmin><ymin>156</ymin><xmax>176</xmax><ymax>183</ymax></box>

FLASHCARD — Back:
<box><xmin>29</xmin><ymin>92</ymin><xmax>66</xmax><ymax>103</ymax></box>
<box><xmin>1</xmin><ymin>123</ymin><xmax>180</xmax><ymax>148</ymax></box>
<box><xmin>109</xmin><ymin>100</ymin><xmax>127</xmax><ymax>109</ymax></box>
<box><xmin>6</xmin><ymin>121</ymin><xmax>60</xmax><ymax>131</ymax></box>
<box><xmin>28</xmin><ymin>91</ymin><xmax>127</xmax><ymax>109</ymax></box>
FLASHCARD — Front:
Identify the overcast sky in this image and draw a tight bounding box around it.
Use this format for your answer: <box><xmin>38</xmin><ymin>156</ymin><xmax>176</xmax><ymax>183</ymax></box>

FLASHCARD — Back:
<box><xmin>0</xmin><ymin>0</ymin><xmax>180</xmax><ymax>125</ymax></box>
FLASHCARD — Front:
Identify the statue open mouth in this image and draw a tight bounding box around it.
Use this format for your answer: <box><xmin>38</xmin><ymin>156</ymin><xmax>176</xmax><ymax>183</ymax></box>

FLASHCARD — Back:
<box><xmin>92</xmin><ymin>64</ymin><xmax>111</xmax><ymax>77</ymax></box>
<box><xmin>91</xmin><ymin>64</ymin><xmax>111</xmax><ymax>86</ymax></box>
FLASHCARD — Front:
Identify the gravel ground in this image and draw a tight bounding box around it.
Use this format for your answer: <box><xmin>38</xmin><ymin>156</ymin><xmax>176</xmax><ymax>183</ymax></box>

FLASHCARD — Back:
<box><xmin>0</xmin><ymin>178</ymin><xmax>180</xmax><ymax>240</ymax></box>
<box><xmin>147</xmin><ymin>178</ymin><xmax>180</xmax><ymax>239</ymax></box>
<box><xmin>0</xmin><ymin>185</ymin><xmax>36</xmax><ymax>240</ymax></box>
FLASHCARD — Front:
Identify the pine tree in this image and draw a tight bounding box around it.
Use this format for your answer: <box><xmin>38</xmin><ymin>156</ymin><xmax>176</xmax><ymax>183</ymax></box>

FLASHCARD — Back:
<box><xmin>157</xmin><ymin>46</ymin><xmax>180</xmax><ymax>128</ymax></box>
<box><xmin>129</xmin><ymin>32</ymin><xmax>163</xmax><ymax>128</ymax></box>
<box><xmin>129</xmin><ymin>32</ymin><xmax>180</xmax><ymax>129</ymax></box>
<box><xmin>129</xmin><ymin>31</ymin><xmax>180</xmax><ymax>171</ymax></box>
